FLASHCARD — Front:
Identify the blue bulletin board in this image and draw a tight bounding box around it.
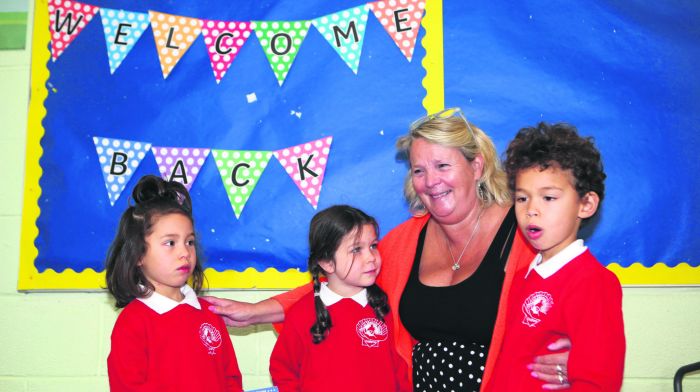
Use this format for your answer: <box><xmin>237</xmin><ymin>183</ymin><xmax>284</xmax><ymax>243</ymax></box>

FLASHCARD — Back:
<box><xmin>18</xmin><ymin>0</ymin><xmax>700</xmax><ymax>290</ymax></box>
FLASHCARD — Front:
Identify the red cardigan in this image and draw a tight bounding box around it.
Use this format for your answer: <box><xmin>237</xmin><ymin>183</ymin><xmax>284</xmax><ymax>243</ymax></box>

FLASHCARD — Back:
<box><xmin>273</xmin><ymin>213</ymin><xmax>535</xmax><ymax>391</ymax></box>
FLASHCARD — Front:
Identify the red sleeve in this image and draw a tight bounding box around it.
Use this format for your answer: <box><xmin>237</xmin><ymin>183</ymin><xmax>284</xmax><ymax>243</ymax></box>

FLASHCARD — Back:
<box><xmin>218</xmin><ymin>318</ymin><xmax>244</xmax><ymax>392</ymax></box>
<box><xmin>387</xmin><ymin>317</ymin><xmax>412</xmax><ymax>392</ymax></box>
<box><xmin>107</xmin><ymin>306</ymin><xmax>157</xmax><ymax>392</ymax></box>
<box><xmin>565</xmin><ymin>270</ymin><xmax>626</xmax><ymax>391</ymax></box>
<box><xmin>269</xmin><ymin>306</ymin><xmax>307</xmax><ymax>392</ymax></box>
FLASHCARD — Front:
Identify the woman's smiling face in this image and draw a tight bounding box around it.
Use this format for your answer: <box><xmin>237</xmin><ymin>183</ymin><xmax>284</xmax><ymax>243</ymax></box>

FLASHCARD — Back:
<box><xmin>409</xmin><ymin>138</ymin><xmax>483</xmax><ymax>224</ymax></box>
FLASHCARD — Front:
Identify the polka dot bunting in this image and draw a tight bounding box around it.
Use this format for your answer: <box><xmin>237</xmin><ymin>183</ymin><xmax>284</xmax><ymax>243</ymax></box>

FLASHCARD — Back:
<box><xmin>93</xmin><ymin>136</ymin><xmax>152</xmax><ymax>206</ymax></box>
<box><xmin>273</xmin><ymin>137</ymin><xmax>333</xmax><ymax>209</ymax></box>
<box><xmin>151</xmin><ymin>146</ymin><xmax>210</xmax><ymax>191</ymax></box>
<box><xmin>48</xmin><ymin>0</ymin><xmax>99</xmax><ymax>61</ymax></box>
<box><xmin>312</xmin><ymin>5</ymin><xmax>370</xmax><ymax>74</ymax></box>
<box><xmin>252</xmin><ymin>20</ymin><xmax>311</xmax><ymax>86</ymax></box>
<box><xmin>211</xmin><ymin>149</ymin><xmax>272</xmax><ymax>219</ymax></box>
<box><xmin>201</xmin><ymin>19</ymin><xmax>252</xmax><ymax>84</ymax></box>
<box><xmin>149</xmin><ymin>11</ymin><xmax>203</xmax><ymax>79</ymax></box>
<box><xmin>368</xmin><ymin>0</ymin><xmax>426</xmax><ymax>62</ymax></box>
<box><xmin>99</xmin><ymin>8</ymin><xmax>150</xmax><ymax>74</ymax></box>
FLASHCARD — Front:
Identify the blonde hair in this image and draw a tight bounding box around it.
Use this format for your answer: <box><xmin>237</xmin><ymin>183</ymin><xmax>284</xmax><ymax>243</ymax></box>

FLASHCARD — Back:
<box><xmin>396</xmin><ymin>114</ymin><xmax>510</xmax><ymax>216</ymax></box>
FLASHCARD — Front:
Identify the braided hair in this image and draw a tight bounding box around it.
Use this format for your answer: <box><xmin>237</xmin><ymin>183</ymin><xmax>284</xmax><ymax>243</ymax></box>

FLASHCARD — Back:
<box><xmin>308</xmin><ymin>205</ymin><xmax>389</xmax><ymax>344</ymax></box>
<box><xmin>105</xmin><ymin>175</ymin><xmax>205</xmax><ymax>308</ymax></box>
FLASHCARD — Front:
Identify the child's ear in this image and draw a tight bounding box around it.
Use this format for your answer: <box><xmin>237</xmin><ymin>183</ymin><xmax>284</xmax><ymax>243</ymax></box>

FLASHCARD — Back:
<box><xmin>578</xmin><ymin>191</ymin><xmax>600</xmax><ymax>219</ymax></box>
<box><xmin>318</xmin><ymin>259</ymin><xmax>335</xmax><ymax>275</ymax></box>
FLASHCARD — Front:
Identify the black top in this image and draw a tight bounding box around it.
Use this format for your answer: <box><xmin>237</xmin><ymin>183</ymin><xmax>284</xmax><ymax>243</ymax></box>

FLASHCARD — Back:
<box><xmin>399</xmin><ymin>207</ymin><xmax>516</xmax><ymax>346</ymax></box>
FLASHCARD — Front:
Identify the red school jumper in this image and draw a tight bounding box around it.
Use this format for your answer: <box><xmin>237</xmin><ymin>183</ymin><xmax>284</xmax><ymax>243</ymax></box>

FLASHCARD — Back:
<box><xmin>487</xmin><ymin>242</ymin><xmax>625</xmax><ymax>391</ymax></box>
<box><xmin>269</xmin><ymin>286</ymin><xmax>411</xmax><ymax>392</ymax></box>
<box><xmin>108</xmin><ymin>286</ymin><xmax>243</xmax><ymax>392</ymax></box>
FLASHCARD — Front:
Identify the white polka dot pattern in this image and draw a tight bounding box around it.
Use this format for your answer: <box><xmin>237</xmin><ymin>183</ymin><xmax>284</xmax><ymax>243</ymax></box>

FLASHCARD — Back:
<box><xmin>252</xmin><ymin>20</ymin><xmax>311</xmax><ymax>86</ymax></box>
<box><xmin>273</xmin><ymin>137</ymin><xmax>333</xmax><ymax>209</ymax></box>
<box><xmin>368</xmin><ymin>0</ymin><xmax>426</xmax><ymax>62</ymax></box>
<box><xmin>413</xmin><ymin>340</ymin><xmax>486</xmax><ymax>392</ymax></box>
<box><xmin>201</xmin><ymin>19</ymin><xmax>252</xmax><ymax>84</ymax></box>
<box><xmin>211</xmin><ymin>149</ymin><xmax>272</xmax><ymax>219</ymax></box>
<box><xmin>311</xmin><ymin>5</ymin><xmax>370</xmax><ymax>74</ymax></box>
<box><xmin>149</xmin><ymin>11</ymin><xmax>203</xmax><ymax>79</ymax></box>
<box><xmin>151</xmin><ymin>146</ymin><xmax>210</xmax><ymax>191</ymax></box>
<box><xmin>93</xmin><ymin>136</ymin><xmax>152</xmax><ymax>205</ymax></box>
<box><xmin>99</xmin><ymin>8</ymin><xmax>150</xmax><ymax>74</ymax></box>
<box><xmin>48</xmin><ymin>0</ymin><xmax>99</xmax><ymax>61</ymax></box>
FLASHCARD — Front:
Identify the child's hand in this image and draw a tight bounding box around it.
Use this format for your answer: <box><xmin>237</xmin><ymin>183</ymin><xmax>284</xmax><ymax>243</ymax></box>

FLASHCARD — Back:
<box><xmin>528</xmin><ymin>337</ymin><xmax>571</xmax><ymax>389</ymax></box>
<box><xmin>203</xmin><ymin>296</ymin><xmax>284</xmax><ymax>327</ymax></box>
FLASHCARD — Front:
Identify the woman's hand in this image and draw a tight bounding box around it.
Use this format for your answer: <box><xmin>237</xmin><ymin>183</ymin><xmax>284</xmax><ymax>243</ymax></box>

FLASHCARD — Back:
<box><xmin>202</xmin><ymin>296</ymin><xmax>284</xmax><ymax>327</ymax></box>
<box><xmin>528</xmin><ymin>337</ymin><xmax>571</xmax><ymax>390</ymax></box>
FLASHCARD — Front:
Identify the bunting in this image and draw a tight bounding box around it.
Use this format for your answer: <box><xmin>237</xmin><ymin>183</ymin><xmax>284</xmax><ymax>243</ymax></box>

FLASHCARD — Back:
<box><xmin>211</xmin><ymin>149</ymin><xmax>273</xmax><ymax>219</ymax></box>
<box><xmin>201</xmin><ymin>20</ymin><xmax>252</xmax><ymax>83</ymax></box>
<box><xmin>368</xmin><ymin>0</ymin><xmax>426</xmax><ymax>61</ymax></box>
<box><xmin>99</xmin><ymin>8</ymin><xmax>150</xmax><ymax>74</ymax></box>
<box><xmin>48</xmin><ymin>1</ymin><xmax>427</xmax><ymax>82</ymax></box>
<box><xmin>273</xmin><ymin>137</ymin><xmax>333</xmax><ymax>209</ymax></box>
<box><xmin>48</xmin><ymin>0</ymin><xmax>99</xmax><ymax>61</ymax></box>
<box><xmin>93</xmin><ymin>136</ymin><xmax>152</xmax><ymax>205</ymax></box>
<box><xmin>151</xmin><ymin>146</ymin><xmax>210</xmax><ymax>191</ymax></box>
<box><xmin>252</xmin><ymin>20</ymin><xmax>311</xmax><ymax>86</ymax></box>
<box><xmin>312</xmin><ymin>5</ymin><xmax>370</xmax><ymax>74</ymax></box>
<box><xmin>149</xmin><ymin>11</ymin><xmax>203</xmax><ymax>79</ymax></box>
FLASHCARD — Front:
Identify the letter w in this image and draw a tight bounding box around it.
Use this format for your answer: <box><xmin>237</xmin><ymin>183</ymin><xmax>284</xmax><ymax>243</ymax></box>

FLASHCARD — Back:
<box><xmin>54</xmin><ymin>9</ymin><xmax>84</xmax><ymax>35</ymax></box>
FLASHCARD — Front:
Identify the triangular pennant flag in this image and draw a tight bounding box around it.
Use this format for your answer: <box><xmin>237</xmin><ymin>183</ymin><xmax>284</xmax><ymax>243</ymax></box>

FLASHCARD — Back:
<box><xmin>99</xmin><ymin>8</ymin><xmax>150</xmax><ymax>74</ymax></box>
<box><xmin>273</xmin><ymin>137</ymin><xmax>333</xmax><ymax>209</ymax></box>
<box><xmin>368</xmin><ymin>0</ymin><xmax>426</xmax><ymax>62</ymax></box>
<box><xmin>312</xmin><ymin>5</ymin><xmax>369</xmax><ymax>74</ymax></box>
<box><xmin>252</xmin><ymin>20</ymin><xmax>311</xmax><ymax>86</ymax></box>
<box><xmin>201</xmin><ymin>20</ymin><xmax>252</xmax><ymax>84</ymax></box>
<box><xmin>48</xmin><ymin>0</ymin><xmax>99</xmax><ymax>61</ymax></box>
<box><xmin>93</xmin><ymin>136</ymin><xmax>152</xmax><ymax>206</ymax></box>
<box><xmin>211</xmin><ymin>149</ymin><xmax>272</xmax><ymax>219</ymax></box>
<box><xmin>151</xmin><ymin>146</ymin><xmax>210</xmax><ymax>191</ymax></box>
<box><xmin>149</xmin><ymin>11</ymin><xmax>203</xmax><ymax>79</ymax></box>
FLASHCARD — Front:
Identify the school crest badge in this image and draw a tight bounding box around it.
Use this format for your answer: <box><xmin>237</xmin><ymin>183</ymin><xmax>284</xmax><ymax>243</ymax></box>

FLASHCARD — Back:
<box><xmin>356</xmin><ymin>318</ymin><xmax>388</xmax><ymax>348</ymax></box>
<box><xmin>522</xmin><ymin>291</ymin><xmax>554</xmax><ymax>327</ymax></box>
<box><xmin>199</xmin><ymin>322</ymin><xmax>222</xmax><ymax>355</ymax></box>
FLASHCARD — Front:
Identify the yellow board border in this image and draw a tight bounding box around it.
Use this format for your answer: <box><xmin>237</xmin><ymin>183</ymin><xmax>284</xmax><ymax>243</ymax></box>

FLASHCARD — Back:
<box><xmin>17</xmin><ymin>0</ymin><xmax>698</xmax><ymax>290</ymax></box>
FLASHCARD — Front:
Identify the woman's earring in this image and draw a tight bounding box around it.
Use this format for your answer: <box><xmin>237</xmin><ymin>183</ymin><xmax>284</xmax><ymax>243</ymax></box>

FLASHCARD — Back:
<box><xmin>477</xmin><ymin>180</ymin><xmax>486</xmax><ymax>201</ymax></box>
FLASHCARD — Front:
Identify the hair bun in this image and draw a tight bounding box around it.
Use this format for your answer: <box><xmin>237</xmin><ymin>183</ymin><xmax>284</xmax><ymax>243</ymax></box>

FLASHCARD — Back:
<box><xmin>131</xmin><ymin>175</ymin><xmax>192</xmax><ymax>211</ymax></box>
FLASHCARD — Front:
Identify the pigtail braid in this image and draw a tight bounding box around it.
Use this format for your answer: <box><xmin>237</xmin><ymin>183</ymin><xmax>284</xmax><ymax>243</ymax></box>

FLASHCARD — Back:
<box><xmin>367</xmin><ymin>283</ymin><xmax>389</xmax><ymax>321</ymax></box>
<box><xmin>310</xmin><ymin>264</ymin><xmax>332</xmax><ymax>344</ymax></box>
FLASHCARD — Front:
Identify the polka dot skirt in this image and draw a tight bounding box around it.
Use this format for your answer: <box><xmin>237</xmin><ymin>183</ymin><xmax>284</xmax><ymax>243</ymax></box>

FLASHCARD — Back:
<box><xmin>413</xmin><ymin>340</ymin><xmax>486</xmax><ymax>392</ymax></box>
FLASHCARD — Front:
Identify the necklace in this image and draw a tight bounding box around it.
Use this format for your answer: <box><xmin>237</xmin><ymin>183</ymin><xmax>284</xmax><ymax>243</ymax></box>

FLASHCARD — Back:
<box><xmin>446</xmin><ymin>208</ymin><xmax>485</xmax><ymax>271</ymax></box>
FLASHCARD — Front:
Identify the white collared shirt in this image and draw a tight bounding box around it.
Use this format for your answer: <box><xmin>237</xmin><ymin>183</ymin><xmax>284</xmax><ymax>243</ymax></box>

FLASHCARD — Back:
<box><xmin>525</xmin><ymin>239</ymin><xmax>587</xmax><ymax>279</ymax></box>
<box><xmin>319</xmin><ymin>282</ymin><xmax>368</xmax><ymax>307</ymax></box>
<box><xmin>137</xmin><ymin>284</ymin><xmax>201</xmax><ymax>314</ymax></box>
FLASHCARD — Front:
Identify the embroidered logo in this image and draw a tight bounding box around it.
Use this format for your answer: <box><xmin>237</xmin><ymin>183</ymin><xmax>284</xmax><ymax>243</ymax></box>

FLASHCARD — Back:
<box><xmin>356</xmin><ymin>318</ymin><xmax>388</xmax><ymax>348</ymax></box>
<box><xmin>522</xmin><ymin>291</ymin><xmax>554</xmax><ymax>327</ymax></box>
<box><xmin>199</xmin><ymin>323</ymin><xmax>222</xmax><ymax>355</ymax></box>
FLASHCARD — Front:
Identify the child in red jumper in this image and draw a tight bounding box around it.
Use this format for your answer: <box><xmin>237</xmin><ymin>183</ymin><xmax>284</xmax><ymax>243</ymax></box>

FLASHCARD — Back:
<box><xmin>487</xmin><ymin>123</ymin><xmax>625</xmax><ymax>391</ymax></box>
<box><xmin>106</xmin><ymin>175</ymin><xmax>243</xmax><ymax>392</ymax></box>
<box><xmin>269</xmin><ymin>205</ymin><xmax>411</xmax><ymax>392</ymax></box>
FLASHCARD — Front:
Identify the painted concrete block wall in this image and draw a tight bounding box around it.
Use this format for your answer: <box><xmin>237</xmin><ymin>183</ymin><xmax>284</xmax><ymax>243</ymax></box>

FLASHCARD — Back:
<box><xmin>1</xmin><ymin>46</ymin><xmax>699</xmax><ymax>391</ymax></box>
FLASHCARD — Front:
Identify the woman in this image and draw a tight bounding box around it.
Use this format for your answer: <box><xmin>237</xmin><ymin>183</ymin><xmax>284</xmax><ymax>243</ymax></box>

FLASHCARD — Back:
<box><xmin>206</xmin><ymin>108</ymin><xmax>571</xmax><ymax>391</ymax></box>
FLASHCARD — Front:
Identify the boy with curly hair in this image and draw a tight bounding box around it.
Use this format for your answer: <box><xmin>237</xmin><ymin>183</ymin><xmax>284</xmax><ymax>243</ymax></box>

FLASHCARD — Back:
<box><xmin>486</xmin><ymin>122</ymin><xmax>625</xmax><ymax>391</ymax></box>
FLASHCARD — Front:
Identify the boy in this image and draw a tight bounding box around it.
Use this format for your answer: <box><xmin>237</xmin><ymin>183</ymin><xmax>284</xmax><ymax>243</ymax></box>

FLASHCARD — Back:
<box><xmin>487</xmin><ymin>122</ymin><xmax>625</xmax><ymax>391</ymax></box>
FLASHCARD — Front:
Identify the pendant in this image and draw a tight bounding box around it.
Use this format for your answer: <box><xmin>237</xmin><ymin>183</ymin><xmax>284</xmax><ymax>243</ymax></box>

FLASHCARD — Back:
<box><xmin>452</xmin><ymin>263</ymin><xmax>460</xmax><ymax>271</ymax></box>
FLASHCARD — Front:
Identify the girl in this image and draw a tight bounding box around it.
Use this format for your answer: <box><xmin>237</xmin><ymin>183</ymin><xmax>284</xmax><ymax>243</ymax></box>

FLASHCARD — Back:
<box><xmin>106</xmin><ymin>175</ymin><xmax>243</xmax><ymax>392</ymax></box>
<box><xmin>269</xmin><ymin>205</ymin><xmax>410</xmax><ymax>392</ymax></box>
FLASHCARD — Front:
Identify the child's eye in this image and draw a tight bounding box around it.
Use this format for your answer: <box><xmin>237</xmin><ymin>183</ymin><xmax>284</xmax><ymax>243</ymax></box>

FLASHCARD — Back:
<box><xmin>370</xmin><ymin>243</ymin><xmax>378</xmax><ymax>250</ymax></box>
<box><xmin>163</xmin><ymin>240</ymin><xmax>175</xmax><ymax>246</ymax></box>
<box><xmin>544</xmin><ymin>196</ymin><xmax>557</xmax><ymax>201</ymax></box>
<box><xmin>186</xmin><ymin>239</ymin><xmax>196</xmax><ymax>246</ymax></box>
<box><xmin>515</xmin><ymin>196</ymin><xmax>527</xmax><ymax>203</ymax></box>
<box><xmin>350</xmin><ymin>246</ymin><xmax>362</xmax><ymax>254</ymax></box>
